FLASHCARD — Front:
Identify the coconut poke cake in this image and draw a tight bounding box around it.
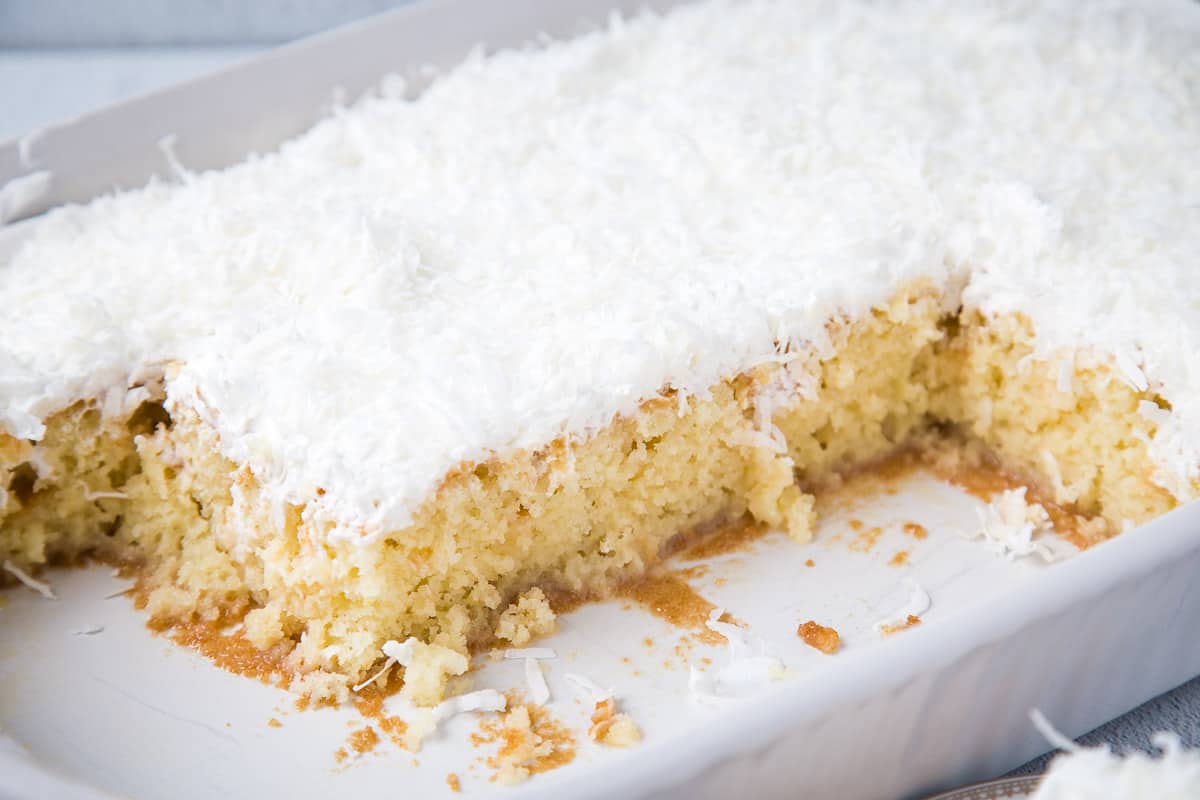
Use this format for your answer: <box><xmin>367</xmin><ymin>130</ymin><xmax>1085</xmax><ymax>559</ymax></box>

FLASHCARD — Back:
<box><xmin>2</xmin><ymin>0</ymin><xmax>1198</xmax><ymax>707</ymax></box>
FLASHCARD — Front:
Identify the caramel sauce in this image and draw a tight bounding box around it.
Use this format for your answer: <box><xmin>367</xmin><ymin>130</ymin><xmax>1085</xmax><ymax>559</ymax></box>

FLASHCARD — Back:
<box><xmin>797</xmin><ymin>621</ymin><xmax>840</xmax><ymax>654</ymax></box>
<box><xmin>618</xmin><ymin>572</ymin><xmax>725</xmax><ymax>645</ymax></box>
<box><xmin>804</xmin><ymin>559</ymin><xmax>815</xmax><ymax>568</ymax></box>
<box><xmin>815</xmin><ymin>451</ymin><xmax>926</xmax><ymax>513</ymax></box>
<box><xmin>673</xmin><ymin>563</ymin><xmax>711</xmax><ymax>580</ymax></box>
<box><xmin>675</xmin><ymin>518</ymin><xmax>768</xmax><ymax>561</ymax></box>
<box><xmin>902</xmin><ymin>522</ymin><xmax>928</xmax><ymax>540</ymax></box>
<box><xmin>167</xmin><ymin>622</ymin><xmax>293</xmax><ymax>685</ymax></box>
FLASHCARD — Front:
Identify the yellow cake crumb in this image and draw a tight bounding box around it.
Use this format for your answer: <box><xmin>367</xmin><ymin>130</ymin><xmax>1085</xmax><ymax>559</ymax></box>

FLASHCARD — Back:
<box><xmin>400</xmin><ymin>640</ymin><xmax>470</xmax><ymax>707</ymax></box>
<box><xmin>474</xmin><ymin>702</ymin><xmax>576</xmax><ymax>785</ymax></box>
<box><xmin>797</xmin><ymin>621</ymin><xmax>841</xmax><ymax>655</ymax></box>
<box><xmin>495</xmin><ymin>587</ymin><xmax>557</xmax><ymax>646</ymax></box>
<box><xmin>588</xmin><ymin>697</ymin><xmax>642</xmax><ymax>748</ymax></box>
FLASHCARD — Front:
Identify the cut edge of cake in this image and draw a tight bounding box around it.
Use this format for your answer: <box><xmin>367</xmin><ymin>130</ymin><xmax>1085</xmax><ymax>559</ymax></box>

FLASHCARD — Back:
<box><xmin>0</xmin><ymin>282</ymin><xmax>1188</xmax><ymax>705</ymax></box>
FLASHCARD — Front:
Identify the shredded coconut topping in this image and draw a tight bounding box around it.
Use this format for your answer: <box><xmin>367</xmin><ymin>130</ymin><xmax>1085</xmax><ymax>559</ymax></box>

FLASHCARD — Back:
<box><xmin>969</xmin><ymin>488</ymin><xmax>1076</xmax><ymax>563</ymax></box>
<box><xmin>3</xmin><ymin>0</ymin><xmax>1200</xmax><ymax>536</ymax></box>
<box><xmin>2</xmin><ymin>560</ymin><xmax>57</xmax><ymax>600</ymax></box>
<box><xmin>872</xmin><ymin>579</ymin><xmax>930</xmax><ymax>636</ymax></box>
<box><xmin>1029</xmin><ymin>710</ymin><xmax>1200</xmax><ymax>799</ymax></box>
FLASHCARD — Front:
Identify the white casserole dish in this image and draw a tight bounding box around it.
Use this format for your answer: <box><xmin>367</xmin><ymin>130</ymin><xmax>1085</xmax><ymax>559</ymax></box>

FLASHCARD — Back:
<box><xmin>1</xmin><ymin>2</ymin><xmax>1198</xmax><ymax>798</ymax></box>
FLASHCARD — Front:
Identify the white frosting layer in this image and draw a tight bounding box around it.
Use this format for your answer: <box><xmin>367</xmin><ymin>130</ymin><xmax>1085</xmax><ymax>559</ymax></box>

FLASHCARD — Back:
<box><xmin>2</xmin><ymin>0</ymin><xmax>1198</xmax><ymax>535</ymax></box>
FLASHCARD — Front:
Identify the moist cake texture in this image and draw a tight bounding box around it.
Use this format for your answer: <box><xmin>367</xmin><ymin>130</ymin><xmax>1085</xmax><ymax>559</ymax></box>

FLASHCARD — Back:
<box><xmin>2</xmin><ymin>0</ymin><xmax>1199</xmax><ymax>702</ymax></box>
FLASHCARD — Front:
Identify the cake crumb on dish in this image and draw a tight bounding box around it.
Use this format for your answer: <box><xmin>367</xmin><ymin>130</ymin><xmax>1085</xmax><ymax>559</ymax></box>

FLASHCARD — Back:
<box><xmin>347</xmin><ymin>725</ymin><xmax>380</xmax><ymax>757</ymax></box>
<box><xmin>473</xmin><ymin>700</ymin><xmax>576</xmax><ymax>785</ymax></box>
<box><xmin>495</xmin><ymin>587</ymin><xmax>557</xmax><ymax>646</ymax></box>
<box><xmin>446</xmin><ymin>773</ymin><xmax>461</xmax><ymax>793</ymax></box>
<box><xmin>588</xmin><ymin>697</ymin><xmax>642</xmax><ymax>748</ymax></box>
<box><xmin>797</xmin><ymin>621</ymin><xmax>840</xmax><ymax>654</ymax></box>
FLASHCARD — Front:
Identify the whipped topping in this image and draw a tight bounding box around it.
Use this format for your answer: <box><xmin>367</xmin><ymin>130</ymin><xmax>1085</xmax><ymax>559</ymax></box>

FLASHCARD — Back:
<box><xmin>968</xmin><ymin>488</ymin><xmax>1076</xmax><ymax>563</ymax></box>
<box><xmin>1030</xmin><ymin>710</ymin><xmax>1200</xmax><ymax>799</ymax></box>
<box><xmin>2</xmin><ymin>0</ymin><xmax>1199</xmax><ymax>537</ymax></box>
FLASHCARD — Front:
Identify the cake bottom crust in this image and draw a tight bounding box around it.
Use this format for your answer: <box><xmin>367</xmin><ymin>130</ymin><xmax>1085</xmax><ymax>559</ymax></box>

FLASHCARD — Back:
<box><xmin>0</xmin><ymin>285</ymin><xmax>1184</xmax><ymax>703</ymax></box>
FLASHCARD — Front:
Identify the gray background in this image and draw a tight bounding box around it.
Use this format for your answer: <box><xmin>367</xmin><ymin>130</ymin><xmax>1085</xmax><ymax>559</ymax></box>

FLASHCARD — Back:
<box><xmin>2</xmin><ymin>0</ymin><xmax>1198</xmax><ymax>785</ymax></box>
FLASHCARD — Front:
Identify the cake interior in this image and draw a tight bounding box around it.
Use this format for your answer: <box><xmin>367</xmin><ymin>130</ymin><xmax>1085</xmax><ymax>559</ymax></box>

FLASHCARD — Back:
<box><xmin>0</xmin><ymin>286</ymin><xmax>1182</xmax><ymax>702</ymax></box>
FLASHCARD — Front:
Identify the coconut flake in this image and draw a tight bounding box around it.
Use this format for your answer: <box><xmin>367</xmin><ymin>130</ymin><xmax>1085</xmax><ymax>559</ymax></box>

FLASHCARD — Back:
<box><xmin>353</xmin><ymin>636</ymin><xmax>425</xmax><ymax>691</ymax></box>
<box><xmin>80</xmin><ymin>484</ymin><xmax>129</xmax><ymax>501</ymax></box>
<box><xmin>2</xmin><ymin>560</ymin><xmax>57</xmax><ymax>600</ymax></box>
<box><xmin>690</xmin><ymin>608</ymin><xmax>787</xmax><ymax>705</ymax></box>
<box><xmin>1114</xmin><ymin>349</ymin><xmax>1150</xmax><ymax>393</ymax></box>
<box><xmin>432</xmin><ymin>689</ymin><xmax>507</xmax><ymax>721</ymax></box>
<box><xmin>564</xmin><ymin>672</ymin><xmax>614</xmax><ymax>703</ymax></box>
<box><xmin>872</xmin><ymin>579</ymin><xmax>930</xmax><ymax>635</ymax></box>
<box><xmin>523</xmin><ymin>658</ymin><xmax>550</xmax><ymax>705</ymax></box>
<box><xmin>968</xmin><ymin>488</ymin><xmax>1075</xmax><ymax>563</ymax></box>
<box><xmin>157</xmin><ymin>134</ymin><xmax>194</xmax><ymax>184</ymax></box>
<box><xmin>705</xmin><ymin>607</ymin><xmax>756</xmax><ymax>660</ymax></box>
<box><xmin>352</xmin><ymin>656</ymin><xmax>397</xmax><ymax>692</ymax></box>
